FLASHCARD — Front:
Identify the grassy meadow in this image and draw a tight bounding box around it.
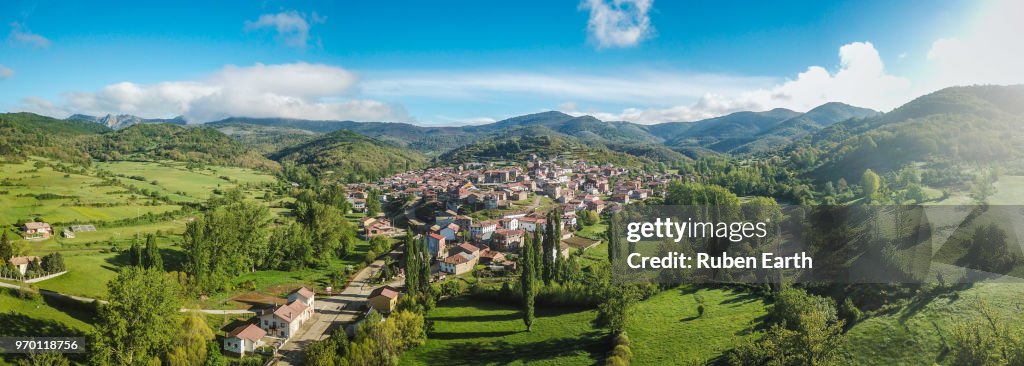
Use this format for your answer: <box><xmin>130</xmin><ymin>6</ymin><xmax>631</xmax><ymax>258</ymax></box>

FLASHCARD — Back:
<box><xmin>627</xmin><ymin>287</ymin><xmax>769</xmax><ymax>364</ymax></box>
<box><xmin>399</xmin><ymin>297</ymin><xmax>607</xmax><ymax>366</ymax></box>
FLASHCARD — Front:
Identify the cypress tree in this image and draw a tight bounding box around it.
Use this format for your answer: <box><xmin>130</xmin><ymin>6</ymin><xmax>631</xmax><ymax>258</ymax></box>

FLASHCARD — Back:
<box><xmin>607</xmin><ymin>215</ymin><xmax>619</xmax><ymax>262</ymax></box>
<box><xmin>404</xmin><ymin>230</ymin><xmax>419</xmax><ymax>296</ymax></box>
<box><xmin>542</xmin><ymin>211</ymin><xmax>556</xmax><ymax>285</ymax></box>
<box><xmin>521</xmin><ymin>232</ymin><xmax>536</xmax><ymax>331</ymax></box>
<box><xmin>144</xmin><ymin>234</ymin><xmax>163</xmax><ymax>270</ymax></box>
<box><xmin>0</xmin><ymin>231</ymin><xmax>13</xmax><ymax>261</ymax></box>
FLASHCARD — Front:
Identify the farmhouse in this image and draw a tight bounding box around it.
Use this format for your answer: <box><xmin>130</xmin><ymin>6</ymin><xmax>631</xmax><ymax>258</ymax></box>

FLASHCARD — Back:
<box><xmin>368</xmin><ymin>285</ymin><xmax>400</xmax><ymax>313</ymax></box>
<box><xmin>440</xmin><ymin>252</ymin><xmax>478</xmax><ymax>275</ymax></box>
<box><xmin>287</xmin><ymin>287</ymin><xmax>316</xmax><ymax>310</ymax></box>
<box><xmin>258</xmin><ymin>300</ymin><xmax>311</xmax><ymax>339</ymax></box>
<box><xmin>22</xmin><ymin>222</ymin><xmax>52</xmax><ymax>240</ymax></box>
<box><xmin>223</xmin><ymin>324</ymin><xmax>266</xmax><ymax>356</ymax></box>
<box><xmin>7</xmin><ymin>256</ymin><xmax>40</xmax><ymax>276</ymax></box>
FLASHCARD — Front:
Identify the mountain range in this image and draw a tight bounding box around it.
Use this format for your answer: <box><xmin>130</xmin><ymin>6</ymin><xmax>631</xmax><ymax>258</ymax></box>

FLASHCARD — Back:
<box><xmin>5</xmin><ymin>84</ymin><xmax>1014</xmax><ymax>184</ymax></box>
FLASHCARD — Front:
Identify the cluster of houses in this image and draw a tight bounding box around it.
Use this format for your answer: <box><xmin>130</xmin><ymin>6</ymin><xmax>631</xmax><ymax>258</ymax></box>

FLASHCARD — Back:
<box><xmin>350</xmin><ymin>158</ymin><xmax>673</xmax><ymax>277</ymax></box>
<box><xmin>222</xmin><ymin>287</ymin><xmax>316</xmax><ymax>356</ymax></box>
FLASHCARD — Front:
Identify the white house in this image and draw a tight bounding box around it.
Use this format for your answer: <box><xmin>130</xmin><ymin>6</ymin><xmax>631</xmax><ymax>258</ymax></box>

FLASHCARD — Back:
<box><xmin>258</xmin><ymin>300</ymin><xmax>310</xmax><ymax>339</ymax></box>
<box><xmin>7</xmin><ymin>256</ymin><xmax>40</xmax><ymax>276</ymax></box>
<box><xmin>287</xmin><ymin>287</ymin><xmax>315</xmax><ymax>311</ymax></box>
<box><xmin>224</xmin><ymin>324</ymin><xmax>266</xmax><ymax>356</ymax></box>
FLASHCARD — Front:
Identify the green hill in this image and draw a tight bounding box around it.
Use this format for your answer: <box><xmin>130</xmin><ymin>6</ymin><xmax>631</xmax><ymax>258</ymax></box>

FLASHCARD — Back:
<box><xmin>789</xmin><ymin>85</ymin><xmax>1024</xmax><ymax>183</ymax></box>
<box><xmin>82</xmin><ymin>123</ymin><xmax>278</xmax><ymax>170</ymax></box>
<box><xmin>435</xmin><ymin>128</ymin><xmax>654</xmax><ymax>167</ymax></box>
<box><xmin>0</xmin><ymin>112</ymin><xmax>110</xmax><ymax>164</ymax></box>
<box><xmin>269</xmin><ymin>129</ymin><xmax>428</xmax><ymax>182</ymax></box>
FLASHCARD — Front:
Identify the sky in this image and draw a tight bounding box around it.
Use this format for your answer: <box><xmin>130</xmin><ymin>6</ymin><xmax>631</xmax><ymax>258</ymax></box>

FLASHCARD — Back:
<box><xmin>0</xmin><ymin>0</ymin><xmax>1022</xmax><ymax>126</ymax></box>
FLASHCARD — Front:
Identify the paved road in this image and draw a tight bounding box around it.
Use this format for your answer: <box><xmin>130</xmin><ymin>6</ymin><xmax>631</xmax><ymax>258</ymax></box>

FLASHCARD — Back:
<box><xmin>275</xmin><ymin>250</ymin><xmax>404</xmax><ymax>366</ymax></box>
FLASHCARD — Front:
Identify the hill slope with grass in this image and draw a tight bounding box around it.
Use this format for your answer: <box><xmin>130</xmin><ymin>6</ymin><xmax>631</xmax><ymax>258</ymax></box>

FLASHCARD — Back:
<box><xmin>81</xmin><ymin>123</ymin><xmax>278</xmax><ymax>170</ymax></box>
<box><xmin>269</xmin><ymin>129</ymin><xmax>428</xmax><ymax>182</ymax></box>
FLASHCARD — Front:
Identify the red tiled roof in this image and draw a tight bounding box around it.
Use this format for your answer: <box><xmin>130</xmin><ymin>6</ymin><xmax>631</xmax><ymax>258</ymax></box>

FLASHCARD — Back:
<box><xmin>8</xmin><ymin>256</ymin><xmax>39</xmax><ymax>266</ymax></box>
<box><xmin>292</xmin><ymin>287</ymin><xmax>314</xmax><ymax>299</ymax></box>
<box><xmin>369</xmin><ymin>285</ymin><xmax>399</xmax><ymax>299</ymax></box>
<box><xmin>24</xmin><ymin>222</ymin><xmax>50</xmax><ymax>230</ymax></box>
<box><xmin>227</xmin><ymin>324</ymin><xmax>266</xmax><ymax>341</ymax></box>
<box><xmin>428</xmin><ymin>233</ymin><xmax>445</xmax><ymax>241</ymax></box>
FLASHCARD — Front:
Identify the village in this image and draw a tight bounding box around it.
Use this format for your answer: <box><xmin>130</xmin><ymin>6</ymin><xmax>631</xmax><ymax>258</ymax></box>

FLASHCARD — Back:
<box><xmin>215</xmin><ymin>156</ymin><xmax>681</xmax><ymax>361</ymax></box>
<box><xmin>3</xmin><ymin>155</ymin><xmax>680</xmax><ymax>363</ymax></box>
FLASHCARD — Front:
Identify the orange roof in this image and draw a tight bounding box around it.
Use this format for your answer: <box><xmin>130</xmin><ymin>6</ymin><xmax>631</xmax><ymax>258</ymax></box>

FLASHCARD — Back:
<box><xmin>227</xmin><ymin>324</ymin><xmax>266</xmax><ymax>341</ymax></box>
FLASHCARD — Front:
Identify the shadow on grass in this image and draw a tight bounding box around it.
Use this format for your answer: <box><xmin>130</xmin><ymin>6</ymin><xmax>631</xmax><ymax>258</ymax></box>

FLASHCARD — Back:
<box><xmin>429</xmin><ymin>330</ymin><xmax>521</xmax><ymax>340</ymax></box>
<box><xmin>0</xmin><ymin>311</ymin><xmax>85</xmax><ymax>337</ymax></box>
<box><xmin>40</xmin><ymin>294</ymin><xmax>97</xmax><ymax>326</ymax></box>
<box><xmin>898</xmin><ymin>283</ymin><xmax>974</xmax><ymax>324</ymax></box>
<box><xmin>431</xmin><ymin>312</ymin><xmax>521</xmax><ymax>323</ymax></box>
<box><xmin>425</xmin><ymin>331</ymin><xmax>606</xmax><ymax>366</ymax></box>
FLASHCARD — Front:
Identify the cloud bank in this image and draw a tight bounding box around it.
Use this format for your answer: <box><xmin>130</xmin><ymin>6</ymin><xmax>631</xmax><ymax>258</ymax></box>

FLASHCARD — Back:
<box><xmin>581</xmin><ymin>0</ymin><xmax>653</xmax><ymax>49</ymax></box>
<box><xmin>21</xmin><ymin>63</ymin><xmax>410</xmax><ymax>123</ymax></box>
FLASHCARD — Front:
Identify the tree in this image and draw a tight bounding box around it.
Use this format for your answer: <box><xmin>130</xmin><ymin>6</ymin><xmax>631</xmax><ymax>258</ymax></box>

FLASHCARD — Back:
<box><xmin>129</xmin><ymin>235</ymin><xmax>144</xmax><ymax>267</ymax></box>
<box><xmin>366</xmin><ymin>190</ymin><xmax>381</xmax><ymax>217</ymax></box>
<box><xmin>165</xmin><ymin>312</ymin><xmax>215</xmax><ymax>366</ymax></box>
<box><xmin>521</xmin><ymin>232</ymin><xmax>537</xmax><ymax>331</ymax></box>
<box><xmin>542</xmin><ymin>210</ymin><xmax>558</xmax><ymax>285</ymax></box>
<box><xmin>404</xmin><ymin>230</ymin><xmax>420</xmax><ymax>297</ymax></box>
<box><xmin>0</xmin><ymin>230</ymin><xmax>13</xmax><ymax>260</ymax></box>
<box><xmin>91</xmin><ymin>267</ymin><xmax>182</xmax><ymax>365</ymax></box>
<box><xmin>144</xmin><ymin>234</ymin><xmax>163</xmax><ymax>270</ymax></box>
<box><xmin>606</xmin><ymin>215</ymin><xmax>621</xmax><ymax>263</ymax></box>
<box><xmin>861</xmin><ymin>169</ymin><xmax>881</xmax><ymax>201</ymax></box>
<box><xmin>597</xmin><ymin>286</ymin><xmax>636</xmax><ymax>335</ymax></box>
<box><xmin>40</xmin><ymin>252</ymin><xmax>65</xmax><ymax>273</ymax></box>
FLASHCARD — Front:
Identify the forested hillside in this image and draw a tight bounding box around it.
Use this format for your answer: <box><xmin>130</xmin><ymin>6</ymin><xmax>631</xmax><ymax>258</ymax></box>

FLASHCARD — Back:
<box><xmin>0</xmin><ymin>112</ymin><xmax>109</xmax><ymax>164</ymax></box>
<box><xmin>269</xmin><ymin>129</ymin><xmax>428</xmax><ymax>182</ymax></box>
<box><xmin>783</xmin><ymin>85</ymin><xmax>1024</xmax><ymax>183</ymax></box>
<box><xmin>81</xmin><ymin>124</ymin><xmax>279</xmax><ymax>170</ymax></box>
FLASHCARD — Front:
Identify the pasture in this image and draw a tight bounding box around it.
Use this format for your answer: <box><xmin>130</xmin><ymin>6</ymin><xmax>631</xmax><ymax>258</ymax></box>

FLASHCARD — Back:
<box><xmin>399</xmin><ymin>297</ymin><xmax>607</xmax><ymax>366</ymax></box>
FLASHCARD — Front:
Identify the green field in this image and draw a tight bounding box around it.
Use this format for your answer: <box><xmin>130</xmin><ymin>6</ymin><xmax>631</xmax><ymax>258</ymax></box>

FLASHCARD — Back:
<box><xmin>0</xmin><ymin>290</ymin><xmax>95</xmax><ymax>366</ymax></box>
<box><xmin>627</xmin><ymin>287</ymin><xmax>769</xmax><ymax>364</ymax></box>
<box><xmin>842</xmin><ymin>282</ymin><xmax>1024</xmax><ymax>365</ymax></box>
<box><xmin>400</xmin><ymin>297</ymin><xmax>607</xmax><ymax>366</ymax></box>
<box><xmin>95</xmin><ymin>160</ymin><xmax>275</xmax><ymax>203</ymax></box>
<box><xmin>0</xmin><ymin>159</ymin><xmax>182</xmax><ymax>225</ymax></box>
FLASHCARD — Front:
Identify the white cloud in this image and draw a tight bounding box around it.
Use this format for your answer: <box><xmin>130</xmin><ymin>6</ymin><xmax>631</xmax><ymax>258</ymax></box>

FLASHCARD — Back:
<box><xmin>244</xmin><ymin>11</ymin><xmax>324</xmax><ymax>48</ymax></box>
<box><xmin>580</xmin><ymin>0</ymin><xmax>653</xmax><ymax>49</ymax></box>
<box><xmin>19</xmin><ymin>63</ymin><xmax>411</xmax><ymax>123</ymax></box>
<box><xmin>8</xmin><ymin>22</ymin><xmax>50</xmax><ymax>48</ymax></box>
<box><xmin>577</xmin><ymin>42</ymin><xmax>913</xmax><ymax>123</ymax></box>
<box><xmin>924</xmin><ymin>0</ymin><xmax>1024</xmax><ymax>88</ymax></box>
<box><xmin>0</xmin><ymin>64</ymin><xmax>13</xmax><ymax>79</ymax></box>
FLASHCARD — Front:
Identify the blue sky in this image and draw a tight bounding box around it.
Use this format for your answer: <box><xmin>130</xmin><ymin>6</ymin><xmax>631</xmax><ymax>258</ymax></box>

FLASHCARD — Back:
<box><xmin>1</xmin><ymin>0</ymin><xmax>1020</xmax><ymax>125</ymax></box>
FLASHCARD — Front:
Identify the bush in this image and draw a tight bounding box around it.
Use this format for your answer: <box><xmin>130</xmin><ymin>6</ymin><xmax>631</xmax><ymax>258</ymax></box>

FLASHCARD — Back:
<box><xmin>612</xmin><ymin>344</ymin><xmax>633</xmax><ymax>360</ymax></box>
<box><xmin>605</xmin><ymin>355</ymin><xmax>628</xmax><ymax>366</ymax></box>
